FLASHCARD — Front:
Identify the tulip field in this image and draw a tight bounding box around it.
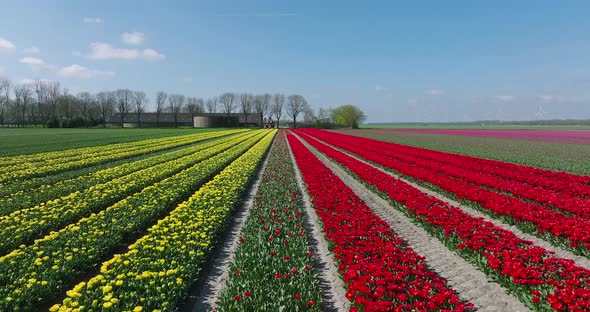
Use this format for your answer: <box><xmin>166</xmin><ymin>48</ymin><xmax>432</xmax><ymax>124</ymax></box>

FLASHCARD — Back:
<box><xmin>2</xmin><ymin>127</ymin><xmax>590</xmax><ymax>311</ymax></box>
<box><xmin>343</xmin><ymin>128</ymin><xmax>590</xmax><ymax>176</ymax></box>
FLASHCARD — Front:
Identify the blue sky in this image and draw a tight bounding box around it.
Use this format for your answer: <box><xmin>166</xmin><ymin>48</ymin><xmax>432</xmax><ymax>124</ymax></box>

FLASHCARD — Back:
<box><xmin>1</xmin><ymin>0</ymin><xmax>590</xmax><ymax>122</ymax></box>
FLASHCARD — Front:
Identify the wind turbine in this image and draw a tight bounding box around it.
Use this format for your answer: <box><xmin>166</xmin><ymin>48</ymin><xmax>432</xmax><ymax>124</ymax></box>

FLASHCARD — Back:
<box><xmin>536</xmin><ymin>104</ymin><xmax>548</xmax><ymax>121</ymax></box>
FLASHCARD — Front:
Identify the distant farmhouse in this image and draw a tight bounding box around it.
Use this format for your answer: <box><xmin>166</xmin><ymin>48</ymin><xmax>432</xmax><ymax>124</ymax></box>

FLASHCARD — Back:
<box><xmin>193</xmin><ymin>113</ymin><xmax>263</xmax><ymax>128</ymax></box>
<box><xmin>108</xmin><ymin>112</ymin><xmax>267</xmax><ymax>128</ymax></box>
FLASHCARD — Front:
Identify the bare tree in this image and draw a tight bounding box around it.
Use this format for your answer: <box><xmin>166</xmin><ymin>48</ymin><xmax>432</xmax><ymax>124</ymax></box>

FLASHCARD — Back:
<box><xmin>303</xmin><ymin>104</ymin><xmax>316</xmax><ymax>122</ymax></box>
<box><xmin>205</xmin><ymin>97</ymin><xmax>217</xmax><ymax>114</ymax></box>
<box><xmin>14</xmin><ymin>84</ymin><xmax>32</xmax><ymax>127</ymax></box>
<box><xmin>262</xmin><ymin>94</ymin><xmax>272</xmax><ymax>118</ymax></box>
<box><xmin>318</xmin><ymin>107</ymin><xmax>331</xmax><ymax>121</ymax></box>
<box><xmin>219</xmin><ymin>92</ymin><xmax>236</xmax><ymax>126</ymax></box>
<box><xmin>196</xmin><ymin>97</ymin><xmax>204</xmax><ymax>114</ymax></box>
<box><xmin>0</xmin><ymin>79</ymin><xmax>11</xmax><ymax>127</ymax></box>
<box><xmin>254</xmin><ymin>94</ymin><xmax>271</xmax><ymax>126</ymax></box>
<box><xmin>271</xmin><ymin>93</ymin><xmax>285</xmax><ymax>128</ymax></box>
<box><xmin>88</xmin><ymin>98</ymin><xmax>100</xmax><ymax>123</ymax></box>
<box><xmin>286</xmin><ymin>95</ymin><xmax>307</xmax><ymax>128</ymax></box>
<box><xmin>33</xmin><ymin>80</ymin><xmax>49</xmax><ymax>126</ymax></box>
<box><xmin>47</xmin><ymin>81</ymin><xmax>61</xmax><ymax>120</ymax></box>
<box><xmin>77</xmin><ymin>92</ymin><xmax>94</xmax><ymax>127</ymax></box>
<box><xmin>185</xmin><ymin>97</ymin><xmax>204</xmax><ymax>128</ymax></box>
<box><xmin>96</xmin><ymin>91</ymin><xmax>115</xmax><ymax>126</ymax></box>
<box><xmin>115</xmin><ymin>89</ymin><xmax>132</xmax><ymax>128</ymax></box>
<box><xmin>168</xmin><ymin>94</ymin><xmax>185</xmax><ymax>128</ymax></box>
<box><xmin>58</xmin><ymin>90</ymin><xmax>78</xmax><ymax>121</ymax></box>
<box><xmin>133</xmin><ymin>91</ymin><xmax>147</xmax><ymax>128</ymax></box>
<box><xmin>239</xmin><ymin>93</ymin><xmax>254</xmax><ymax>127</ymax></box>
<box><xmin>155</xmin><ymin>91</ymin><xmax>167</xmax><ymax>124</ymax></box>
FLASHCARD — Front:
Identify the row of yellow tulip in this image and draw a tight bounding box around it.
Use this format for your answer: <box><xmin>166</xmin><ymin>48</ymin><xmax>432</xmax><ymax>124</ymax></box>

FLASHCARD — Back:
<box><xmin>0</xmin><ymin>136</ymin><xmax>222</xmax><ymax>199</ymax></box>
<box><xmin>53</xmin><ymin>130</ymin><xmax>275</xmax><ymax>312</ymax></box>
<box><xmin>0</xmin><ymin>130</ymin><xmax>246</xmax><ymax>216</ymax></box>
<box><xmin>0</xmin><ymin>130</ymin><xmax>227</xmax><ymax>167</ymax></box>
<box><xmin>0</xmin><ymin>131</ymin><xmax>200</xmax><ymax>172</ymax></box>
<box><xmin>0</xmin><ymin>130</ymin><xmax>272</xmax><ymax>311</ymax></box>
<box><xmin>0</xmin><ymin>130</ymin><xmax>262</xmax><ymax>255</ymax></box>
<box><xmin>0</xmin><ymin>130</ymin><xmax>241</xmax><ymax>183</ymax></box>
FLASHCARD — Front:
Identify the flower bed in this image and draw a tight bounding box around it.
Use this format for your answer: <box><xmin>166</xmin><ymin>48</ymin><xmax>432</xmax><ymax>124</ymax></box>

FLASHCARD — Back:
<box><xmin>302</xmin><ymin>129</ymin><xmax>590</xmax><ymax>197</ymax></box>
<box><xmin>0</xmin><ymin>131</ymin><xmax>270</xmax><ymax>311</ymax></box>
<box><xmin>0</xmin><ymin>131</ymin><xmax>261</xmax><ymax>255</ymax></box>
<box><xmin>0</xmin><ymin>130</ymin><xmax>243</xmax><ymax>215</ymax></box>
<box><xmin>0</xmin><ymin>131</ymin><xmax>230</xmax><ymax>183</ymax></box>
<box><xmin>288</xmin><ymin>134</ymin><xmax>471</xmax><ymax>312</ymax></box>
<box><xmin>297</xmin><ymin>129</ymin><xmax>590</xmax><ymax>257</ymax></box>
<box><xmin>296</xmin><ymin>130</ymin><xmax>590</xmax><ymax>311</ymax></box>
<box><xmin>217</xmin><ymin>131</ymin><xmax>321</xmax><ymax>311</ymax></box>
<box><xmin>51</xmin><ymin>130</ymin><xmax>275</xmax><ymax>311</ymax></box>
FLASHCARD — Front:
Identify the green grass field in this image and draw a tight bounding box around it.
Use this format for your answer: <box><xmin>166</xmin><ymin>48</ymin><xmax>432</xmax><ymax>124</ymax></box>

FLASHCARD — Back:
<box><xmin>337</xmin><ymin>129</ymin><xmax>590</xmax><ymax>176</ymax></box>
<box><xmin>362</xmin><ymin>123</ymin><xmax>590</xmax><ymax>130</ymax></box>
<box><xmin>0</xmin><ymin>128</ymin><xmax>227</xmax><ymax>156</ymax></box>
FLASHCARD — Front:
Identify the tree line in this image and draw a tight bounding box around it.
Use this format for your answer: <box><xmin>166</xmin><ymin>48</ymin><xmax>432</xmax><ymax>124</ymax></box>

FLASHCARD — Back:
<box><xmin>0</xmin><ymin>78</ymin><xmax>365</xmax><ymax>128</ymax></box>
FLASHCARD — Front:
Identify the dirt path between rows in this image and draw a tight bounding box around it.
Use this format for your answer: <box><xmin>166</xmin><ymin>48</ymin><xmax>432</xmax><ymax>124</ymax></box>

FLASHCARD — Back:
<box><xmin>286</xmin><ymin>133</ymin><xmax>350</xmax><ymax>312</ymax></box>
<box><xmin>292</xmin><ymin>132</ymin><xmax>530</xmax><ymax>312</ymax></box>
<box><xmin>185</xmin><ymin>138</ymin><xmax>274</xmax><ymax>312</ymax></box>
<box><xmin>301</xmin><ymin>133</ymin><xmax>590</xmax><ymax>272</ymax></box>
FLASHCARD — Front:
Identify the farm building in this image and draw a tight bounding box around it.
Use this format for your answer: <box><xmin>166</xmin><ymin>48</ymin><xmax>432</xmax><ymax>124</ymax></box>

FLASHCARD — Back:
<box><xmin>108</xmin><ymin>113</ymin><xmax>193</xmax><ymax>127</ymax></box>
<box><xmin>108</xmin><ymin>112</ymin><xmax>263</xmax><ymax>128</ymax></box>
<box><xmin>193</xmin><ymin>113</ymin><xmax>262</xmax><ymax>128</ymax></box>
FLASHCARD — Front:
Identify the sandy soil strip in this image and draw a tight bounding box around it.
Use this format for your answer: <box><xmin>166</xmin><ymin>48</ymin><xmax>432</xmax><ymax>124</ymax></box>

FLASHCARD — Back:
<box><xmin>286</xmin><ymin>133</ymin><xmax>351</xmax><ymax>312</ymax></box>
<box><xmin>292</xmin><ymin>132</ymin><xmax>530</xmax><ymax>312</ymax></box>
<box><xmin>302</xmin><ymin>133</ymin><xmax>590</xmax><ymax>272</ymax></box>
<box><xmin>184</xmin><ymin>138</ymin><xmax>275</xmax><ymax>312</ymax></box>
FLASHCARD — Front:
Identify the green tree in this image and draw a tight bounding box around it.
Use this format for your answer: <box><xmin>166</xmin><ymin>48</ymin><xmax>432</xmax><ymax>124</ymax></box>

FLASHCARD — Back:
<box><xmin>331</xmin><ymin>104</ymin><xmax>366</xmax><ymax>128</ymax></box>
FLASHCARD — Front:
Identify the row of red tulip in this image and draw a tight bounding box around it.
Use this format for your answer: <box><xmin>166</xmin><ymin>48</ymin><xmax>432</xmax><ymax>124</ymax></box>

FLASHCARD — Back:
<box><xmin>295</xmin><ymin>130</ymin><xmax>590</xmax><ymax>311</ymax></box>
<box><xmin>306</xmin><ymin>129</ymin><xmax>590</xmax><ymax>198</ymax></box>
<box><xmin>287</xmin><ymin>134</ymin><xmax>471</xmax><ymax>312</ymax></box>
<box><xmin>297</xmin><ymin>129</ymin><xmax>590</xmax><ymax>257</ymax></box>
<box><xmin>329</xmin><ymin>132</ymin><xmax>590</xmax><ymax>219</ymax></box>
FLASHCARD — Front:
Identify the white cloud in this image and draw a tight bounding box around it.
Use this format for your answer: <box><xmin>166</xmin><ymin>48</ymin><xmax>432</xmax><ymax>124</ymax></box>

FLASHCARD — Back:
<box><xmin>375</xmin><ymin>84</ymin><xmax>386</xmax><ymax>92</ymax></box>
<box><xmin>19</xmin><ymin>57</ymin><xmax>58</xmax><ymax>73</ymax></box>
<box><xmin>83</xmin><ymin>17</ymin><xmax>104</xmax><ymax>24</ymax></box>
<box><xmin>18</xmin><ymin>55</ymin><xmax>112</xmax><ymax>79</ymax></box>
<box><xmin>87</xmin><ymin>42</ymin><xmax>165</xmax><ymax>61</ymax></box>
<box><xmin>19</xmin><ymin>57</ymin><xmax>44</xmax><ymax>65</ymax></box>
<box><xmin>88</xmin><ymin>43</ymin><xmax>137</xmax><ymax>59</ymax></box>
<box><xmin>0</xmin><ymin>38</ymin><xmax>16</xmax><ymax>52</ymax></box>
<box><xmin>539</xmin><ymin>95</ymin><xmax>554</xmax><ymax>101</ymax></box>
<box><xmin>182</xmin><ymin>76</ymin><xmax>193</xmax><ymax>83</ymax></box>
<box><xmin>57</xmin><ymin>64</ymin><xmax>114</xmax><ymax>78</ymax></box>
<box><xmin>142</xmin><ymin>48</ymin><xmax>165</xmax><ymax>61</ymax></box>
<box><xmin>22</xmin><ymin>46</ymin><xmax>40</xmax><ymax>54</ymax></box>
<box><xmin>495</xmin><ymin>95</ymin><xmax>514</xmax><ymax>101</ymax></box>
<box><xmin>425</xmin><ymin>89</ymin><xmax>444</xmax><ymax>95</ymax></box>
<box><xmin>121</xmin><ymin>32</ymin><xmax>145</xmax><ymax>45</ymax></box>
